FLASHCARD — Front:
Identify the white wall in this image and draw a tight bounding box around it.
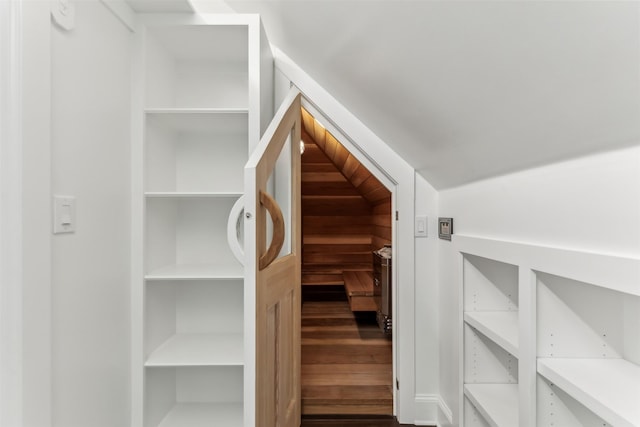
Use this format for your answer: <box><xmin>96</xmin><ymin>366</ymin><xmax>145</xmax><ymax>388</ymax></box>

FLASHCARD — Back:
<box><xmin>413</xmin><ymin>174</ymin><xmax>443</xmax><ymax>425</ymax></box>
<box><xmin>50</xmin><ymin>2</ymin><xmax>132</xmax><ymax>426</ymax></box>
<box><xmin>436</xmin><ymin>145</ymin><xmax>640</xmax><ymax>426</ymax></box>
<box><xmin>21</xmin><ymin>2</ymin><xmax>53</xmax><ymax>425</ymax></box>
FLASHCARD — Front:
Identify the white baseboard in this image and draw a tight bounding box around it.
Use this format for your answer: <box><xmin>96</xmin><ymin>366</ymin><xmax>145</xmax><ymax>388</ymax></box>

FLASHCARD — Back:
<box><xmin>415</xmin><ymin>394</ymin><xmax>454</xmax><ymax>427</ymax></box>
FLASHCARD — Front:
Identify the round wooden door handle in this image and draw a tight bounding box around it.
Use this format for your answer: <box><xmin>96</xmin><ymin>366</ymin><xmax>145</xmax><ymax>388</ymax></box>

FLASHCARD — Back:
<box><xmin>259</xmin><ymin>190</ymin><xmax>285</xmax><ymax>270</ymax></box>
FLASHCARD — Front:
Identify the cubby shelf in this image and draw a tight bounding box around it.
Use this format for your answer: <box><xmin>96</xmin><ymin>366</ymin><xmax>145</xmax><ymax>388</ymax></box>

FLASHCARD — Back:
<box><xmin>145</xmin><ymin>263</ymin><xmax>244</xmax><ymax>281</ymax></box>
<box><xmin>537</xmin><ymin>357</ymin><xmax>640</xmax><ymax>427</ymax></box>
<box><xmin>457</xmin><ymin>236</ymin><xmax>640</xmax><ymax>427</ymax></box>
<box><xmin>146</xmin><ymin>333</ymin><xmax>243</xmax><ymax>367</ymax></box>
<box><xmin>135</xmin><ymin>18</ymin><xmax>264</xmax><ymax>427</ymax></box>
<box><xmin>156</xmin><ymin>403</ymin><xmax>243</xmax><ymax>427</ymax></box>
<box><xmin>464</xmin><ymin>311</ymin><xmax>518</xmax><ymax>357</ymax></box>
<box><xmin>464</xmin><ymin>383</ymin><xmax>518</xmax><ymax>427</ymax></box>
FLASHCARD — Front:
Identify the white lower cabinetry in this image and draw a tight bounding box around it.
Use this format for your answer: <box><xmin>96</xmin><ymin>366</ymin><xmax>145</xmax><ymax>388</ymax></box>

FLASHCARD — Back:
<box><xmin>458</xmin><ymin>236</ymin><xmax>640</xmax><ymax>427</ymax></box>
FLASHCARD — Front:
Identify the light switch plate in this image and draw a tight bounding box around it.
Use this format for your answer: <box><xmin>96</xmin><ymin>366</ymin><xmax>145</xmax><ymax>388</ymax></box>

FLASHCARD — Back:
<box><xmin>53</xmin><ymin>196</ymin><xmax>76</xmax><ymax>234</ymax></box>
<box><xmin>415</xmin><ymin>215</ymin><xmax>427</xmax><ymax>237</ymax></box>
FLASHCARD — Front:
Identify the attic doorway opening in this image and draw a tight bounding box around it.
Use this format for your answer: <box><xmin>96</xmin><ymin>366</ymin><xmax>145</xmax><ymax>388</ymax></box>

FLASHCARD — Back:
<box><xmin>299</xmin><ymin>106</ymin><xmax>394</xmax><ymax>416</ymax></box>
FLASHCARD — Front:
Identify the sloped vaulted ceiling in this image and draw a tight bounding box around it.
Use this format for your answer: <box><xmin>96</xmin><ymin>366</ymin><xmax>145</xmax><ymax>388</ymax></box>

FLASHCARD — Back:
<box><xmin>192</xmin><ymin>1</ymin><xmax>639</xmax><ymax>189</ymax></box>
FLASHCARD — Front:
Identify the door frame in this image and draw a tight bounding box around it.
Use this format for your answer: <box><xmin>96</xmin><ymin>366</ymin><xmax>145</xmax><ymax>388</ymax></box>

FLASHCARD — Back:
<box><xmin>274</xmin><ymin>52</ymin><xmax>418</xmax><ymax>423</ymax></box>
<box><xmin>0</xmin><ymin>1</ymin><xmax>23</xmax><ymax>424</ymax></box>
<box><xmin>300</xmin><ymin>97</ymin><xmax>400</xmax><ymax>413</ymax></box>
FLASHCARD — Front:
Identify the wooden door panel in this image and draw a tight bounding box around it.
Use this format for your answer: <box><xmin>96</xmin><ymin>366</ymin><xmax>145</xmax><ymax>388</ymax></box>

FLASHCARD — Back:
<box><xmin>246</xmin><ymin>87</ymin><xmax>301</xmax><ymax>427</ymax></box>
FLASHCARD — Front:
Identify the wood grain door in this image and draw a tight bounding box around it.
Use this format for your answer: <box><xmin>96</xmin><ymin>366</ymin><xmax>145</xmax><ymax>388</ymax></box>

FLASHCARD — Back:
<box><xmin>245</xmin><ymin>88</ymin><xmax>302</xmax><ymax>427</ymax></box>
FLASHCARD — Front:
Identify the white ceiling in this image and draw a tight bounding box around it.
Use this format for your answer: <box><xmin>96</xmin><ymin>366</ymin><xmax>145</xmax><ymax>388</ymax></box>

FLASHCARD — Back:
<box><xmin>144</xmin><ymin>0</ymin><xmax>640</xmax><ymax>189</ymax></box>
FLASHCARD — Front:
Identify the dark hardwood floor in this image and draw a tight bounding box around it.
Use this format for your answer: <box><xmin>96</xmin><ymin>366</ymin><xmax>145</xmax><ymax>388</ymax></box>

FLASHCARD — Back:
<box><xmin>301</xmin><ymin>298</ymin><xmax>393</xmax><ymax>415</ymax></box>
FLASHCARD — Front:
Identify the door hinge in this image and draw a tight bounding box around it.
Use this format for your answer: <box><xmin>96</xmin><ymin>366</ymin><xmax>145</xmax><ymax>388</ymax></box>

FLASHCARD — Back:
<box><xmin>396</xmin><ymin>379</ymin><xmax>400</xmax><ymax>390</ymax></box>
<box><xmin>395</xmin><ymin>211</ymin><xmax>399</xmax><ymax>221</ymax></box>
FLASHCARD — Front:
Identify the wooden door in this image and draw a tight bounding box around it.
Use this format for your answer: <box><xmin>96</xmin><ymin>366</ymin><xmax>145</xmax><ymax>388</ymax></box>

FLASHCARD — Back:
<box><xmin>245</xmin><ymin>88</ymin><xmax>302</xmax><ymax>427</ymax></box>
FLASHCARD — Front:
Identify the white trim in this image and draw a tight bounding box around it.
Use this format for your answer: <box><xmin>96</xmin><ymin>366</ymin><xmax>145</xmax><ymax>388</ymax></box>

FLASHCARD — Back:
<box><xmin>438</xmin><ymin>394</ymin><xmax>454</xmax><ymax>426</ymax></box>
<box><xmin>415</xmin><ymin>394</ymin><xmax>453</xmax><ymax>427</ymax></box>
<box><xmin>129</xmin><ymin>21</ymin><xmax>145</xmax><ymax>427</ymax></box>
<box><xmin>414</xmin><ymin>394</ymin><xmax>439</xmax><ymax>426</ymax></box>
<box><xmin>0</xmin><ymin>1</ymin><xmax>23</xmax><ymax>425</ymax></box>
<box><xmin>274</xmin><ymin>47</ymin><xmax>417</xmax><ymax>423</ymax></box>
<box><xmin>227</xmin><ymin>195</ymin><xmax>245</xmax><ymax>264</ymax></box>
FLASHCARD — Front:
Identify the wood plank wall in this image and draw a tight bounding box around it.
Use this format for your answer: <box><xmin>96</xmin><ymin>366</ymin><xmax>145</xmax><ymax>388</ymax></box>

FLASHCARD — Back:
<box><xmin>302</xmin><ymin>132</ymin><xmax>374</xmax><ymax>286</ymax></box>
<box><xmin>300</xmin><ymin>108</ymin><xmax>391</xmax><ymax>289</ymax></box>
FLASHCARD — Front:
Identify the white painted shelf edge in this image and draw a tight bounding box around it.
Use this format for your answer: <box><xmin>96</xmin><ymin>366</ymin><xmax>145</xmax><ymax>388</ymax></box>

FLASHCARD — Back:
<box><xmin>145</xmin><ymin>263</ymin><xmax>244</xmax><ymax>280</ymax></box>
<box><xmin>464</xmin><ymin>311</ymin><xmax>519</xmax><ymax>358</ymax></box>
<box><xmin>464</xmin><ymin>383</ymin><xmax>519</xmax><ymax>427</ymax></box>
<box><xmin>157</xmin><ymin>402</ymin><xmax>243</xmax><ymax>427</ymax></box>
<box><xmin>145</xmin><ymin>192</ymin><xmax>243</xmax><ymax>198</ymax></box>
<box><xmin>455</xmin><ymin>235</ymin><xmax>640</xmax><ymax>297</ymax></box>
<box><xmin>145</xmin><ymin>108</ymin><xmax>249</xmax><ymax>114</ymax></box>
<box><xmin>537</xmin><ymin>358</ymin><xmax>640</xmax><ymax>427</ymax></box>
<box><xmin>146</xmin><ymin>333</ymin><xmax>243</xmax><ymax>367</ymax></box>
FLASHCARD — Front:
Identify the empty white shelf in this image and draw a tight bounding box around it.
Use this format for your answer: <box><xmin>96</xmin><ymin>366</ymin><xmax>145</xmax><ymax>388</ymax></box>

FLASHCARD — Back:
<box><xmin>464</xmin><ymin>383</ymin><xmax>519</xmax><ymax>427</ymax></box>
<box><xmin>146</xmin><ymin>333</ymin><xmax>243</xmax><ymax>367</ymax></box>
<box><xmin>157</xmin><ymin>402</ymin><xmax>243</xmax><ymax>427</ymax></box>
<box><xmin>145</xmin><ymin>192</ymin><xmax>243</xmax><ymax>199</ymax></box>
<box><xmin>464</xmin><ymin>311</ymin><xmax>519</xmax><ymax>357</ymax></box>
<box><xmin>537</xmin><ymin>358</ymin><xmax>640</xmax><ymax>427</ymax></box>
<box><xmin>145</xmin><ymin>263</ymin><xmax>244</xmax><ymax>281</ymax></box>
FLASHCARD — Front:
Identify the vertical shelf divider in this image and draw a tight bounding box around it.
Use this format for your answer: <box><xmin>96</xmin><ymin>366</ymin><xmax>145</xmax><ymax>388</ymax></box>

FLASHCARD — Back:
<box><xmin>518</xmin><ymin>266</ymin><xmax>536</xmax><ymax>427</ymax></box>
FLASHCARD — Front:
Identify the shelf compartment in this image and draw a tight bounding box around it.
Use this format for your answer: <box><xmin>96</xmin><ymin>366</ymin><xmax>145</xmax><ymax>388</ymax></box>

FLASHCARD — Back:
<box><xmin>537</xmin><ymin>271</ymin><xmax>638</xmax><ymax>359</ymax></box>
<box><xmin>537</xmin><ymin>358</ymin><xmax>640</xmax><ymax>427</ymax></box>
<box><xmin>464</xmin><ymin>323</ymin><xmax>518</xmax><ymax>384</ymax></box>
<box><xmin>146</xmin><ymin>333</ymin><xmax>243</xmax><ymax>367</ymax></box>
<box><xmin>157</xmin><ymin>403</ymin><xmax>242</xmax><ymax>427</ymax></box>
<box><xmin>463</xmin><ymin>254</ymin><xmax>518</xmax><ymax>312</ymax></box>
<box><xmin>144</xmin><ymin>25</ymin><xmax>248</xmax><ymax>109</ymax></box>
<box><xmin>145</xmin><ymin>366</ymin><xmax>242</xmax><ymax>427</ymax></box>
<box><xmin>145</xmin><ymin>280</ymin><xmax>243</xmax><ymax>364</ymax></box>
<box><xmin>145</xmin><ymin>110</ymin><xmax>247</xmax><ymax>194</ymax></box>
<box><xmin>464</xmin><ymin>383</ymin><xmax>518</xmax><ymax>427</ymax></box>
<box><xmin>464</xmin><ymin>311</ymin><xmax>518</xmax><ymax>357</ymax></box>
<box><xmin>145</xmin><ymin>197</ymin><xmax>241</xmax><ymax>275</ymax></box>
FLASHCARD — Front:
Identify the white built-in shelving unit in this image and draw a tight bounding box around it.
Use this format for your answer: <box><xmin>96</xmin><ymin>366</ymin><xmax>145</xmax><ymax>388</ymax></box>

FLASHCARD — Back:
<box><xmin>457</xmin><ymin>236</ymin><xmax>640</xmax><ymax>427</ymax></box>
<box><xmin>132</xmin><ymin>15</ymin><xmax>273</xmax><ymax>427</ymax></box>
<box><xmin>462</xmin><ymin>254</ymin><xmax>519</xmax><ymax>427</ymax></box>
